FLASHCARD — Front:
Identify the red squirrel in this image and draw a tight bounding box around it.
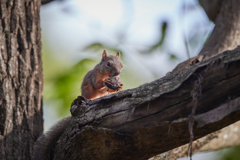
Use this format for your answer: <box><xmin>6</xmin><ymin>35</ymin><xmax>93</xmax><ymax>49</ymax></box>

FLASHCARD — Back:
<box><xmin>81</xmin><ymin>50</ymin><xmax>123</xmax><ymax>99</ymax></box>
<box><xmin>33</xmin><ymin>50</ymin><xmax>123</xmax><ymax>160</ymax></box>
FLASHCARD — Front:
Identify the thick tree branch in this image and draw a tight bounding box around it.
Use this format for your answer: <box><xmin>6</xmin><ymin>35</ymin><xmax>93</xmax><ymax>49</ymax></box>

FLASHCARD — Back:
<box><xmin>151</xmin><ymin>120</ymin><xmax>240</xmax><ymax>160</ymax></box>
<box><xmin>53</xmin><ymin>47</ymin><xmax>240</xmax><ymax>160</ymax></box>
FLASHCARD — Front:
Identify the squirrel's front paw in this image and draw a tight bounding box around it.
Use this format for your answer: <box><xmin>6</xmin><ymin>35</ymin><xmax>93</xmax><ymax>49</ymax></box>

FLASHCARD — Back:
<box><xmin>104</xmin><ymin>78</ymin><xmax>112</xmax><ymax>85</ymax></box>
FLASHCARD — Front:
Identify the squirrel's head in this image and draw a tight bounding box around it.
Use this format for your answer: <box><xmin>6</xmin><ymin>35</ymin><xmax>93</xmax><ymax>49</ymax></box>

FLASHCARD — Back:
<box><xmin>100</xmin><ymin>50</ymin><xmax>123</xmax><ymax>77</ymax></box>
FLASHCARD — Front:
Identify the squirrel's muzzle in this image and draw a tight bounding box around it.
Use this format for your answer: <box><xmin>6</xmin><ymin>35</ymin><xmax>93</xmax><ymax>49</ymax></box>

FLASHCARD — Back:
<box><xmin>113</xmin><ymin>71</ymin><xmax>120</xmax><ymax>76</ymax></box>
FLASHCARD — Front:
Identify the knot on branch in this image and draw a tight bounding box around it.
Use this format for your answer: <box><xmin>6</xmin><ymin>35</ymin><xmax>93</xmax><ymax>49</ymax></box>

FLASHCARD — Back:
<box><xmin>70</xmin><ymin>96</ymin><xmax>88</xmax><ymax>117</ymax></box>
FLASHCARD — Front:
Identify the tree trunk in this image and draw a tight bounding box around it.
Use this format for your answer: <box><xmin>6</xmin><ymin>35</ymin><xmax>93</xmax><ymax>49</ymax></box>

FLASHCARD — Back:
<box><xmin>0</xmin><ymin>0</ymin><xmax>43</xmax><ymax>160</ymax></box>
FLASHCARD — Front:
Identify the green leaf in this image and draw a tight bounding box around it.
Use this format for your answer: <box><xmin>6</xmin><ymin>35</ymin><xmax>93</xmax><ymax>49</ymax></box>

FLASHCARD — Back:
<box><xmin>169</xmin><ymin>54</ymin><xmax>178</xmax><ymax>60</ymax></box>
<box><xmin>141</xmin><ymin>21</ymin><xmax>168</xmax><ymax>53</ymax></box>
<box><xmin>83</xmin><ymin>43</ymin><xmax>121</xmax><ymax>55</ymax></box>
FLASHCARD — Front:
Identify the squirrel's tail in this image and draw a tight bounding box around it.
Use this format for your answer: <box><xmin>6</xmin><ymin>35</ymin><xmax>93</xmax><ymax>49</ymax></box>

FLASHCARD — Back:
<box><xmin>33</xmin><ymin>116</ymin><xmax>71</xmax><ymax>160</ymax></box>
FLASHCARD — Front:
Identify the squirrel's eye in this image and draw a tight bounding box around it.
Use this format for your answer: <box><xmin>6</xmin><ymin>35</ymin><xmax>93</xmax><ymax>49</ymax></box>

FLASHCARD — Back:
<box><xmin>107</xmin><ymin>62</ymin><xmax>110</xmax><ymax>67</ymax></box>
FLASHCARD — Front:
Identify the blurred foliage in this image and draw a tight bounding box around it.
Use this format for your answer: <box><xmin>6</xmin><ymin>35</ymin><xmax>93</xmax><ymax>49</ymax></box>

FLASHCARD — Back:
<box><xmin>170</xmin><ymin>53</ymin><xmax>178</xmax><ymax>60</ymax></box>
<box><xmin>142</xmin><ymin>21</ymin><xmax>168</xmax><ymax>53</ymax></box>
<box><xmin>42</xmin><ymin>43</ymin><xmax>97</xmax><ymax>116</ymax></box>
<box><xmin>83</xmin><ymin>43</ymin><xmax>124</xmax><ymax>58</ymax></box>
<box><xmin>84</xmin><ymin>43</ymin><xmax>117</xmax><ymax>53</ymax></box>
<box><xmin>220</xmin><ymin>145</ymin><xmax>240</xmax><ymax>160</ymax></box>
<box><xmin>42</xmin><ymin>40</ymin><xmax>145</xmax><ymax>116</ymax></box>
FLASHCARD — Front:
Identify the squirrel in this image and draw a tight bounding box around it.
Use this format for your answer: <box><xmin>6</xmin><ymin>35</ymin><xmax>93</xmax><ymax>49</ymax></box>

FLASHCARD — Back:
<box><xmin>33</xmin><ymin>50</ymin><xmax>123</xmax><ymax>160</ymax></box>
<box><xmin>81</xmin><ymin>50</ymin><xmax>123</xmax><ymax>99</ymax></box>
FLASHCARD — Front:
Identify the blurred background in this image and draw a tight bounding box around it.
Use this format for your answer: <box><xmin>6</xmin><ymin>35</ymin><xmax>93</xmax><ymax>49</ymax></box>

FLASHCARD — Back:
<box><xmin>40</xmin><ymin>0</ymin><xmax>240</xmax><ymax>159</ymax></box>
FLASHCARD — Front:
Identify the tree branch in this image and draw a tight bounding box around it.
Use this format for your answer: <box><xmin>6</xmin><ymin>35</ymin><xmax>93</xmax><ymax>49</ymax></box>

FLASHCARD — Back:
<box><xmin>199</xmin><ymin>0</ymin><xmax>221</xmax><ymax>22</ymax></box>
<box><xmin>155</xmin><ymin>0</ymin><xmax>240</xmax><ymax>158</ymax></box>
<box><xmin>151</xmin><ymin>120</ymin><xmax>240</xmax><ymax>160</ymax></box>
<box><xmin>53</xmin><ymin>47</ymin><xmax>240</xmax><ymax>160</ymax></box>
<box><xmin>172</xmin><ymin>0</ymin><xmax>240</xmax><ymax>73</ymax></box>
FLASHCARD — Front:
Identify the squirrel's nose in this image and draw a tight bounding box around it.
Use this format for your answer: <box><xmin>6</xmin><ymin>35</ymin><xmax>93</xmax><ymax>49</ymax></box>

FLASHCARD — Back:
<box><xmin>113</xmin><ymin>71</ymin><xmax>120</xmax><ymax>76</ymax></box>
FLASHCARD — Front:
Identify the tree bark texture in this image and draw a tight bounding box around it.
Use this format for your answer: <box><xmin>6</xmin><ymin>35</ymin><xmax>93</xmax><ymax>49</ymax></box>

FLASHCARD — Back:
<box><xmin>53</xmin><ymin>47</ymin><xmax>240</xmax><ymax>160</ymax></box>
<box><xmin>0</xmin><ymin>0</ymin><xmax>43</xmax><ymax>160</ymax></box>
<box><xmin>150</xmin><ymin>120</ymin><xmax>240</xmax><ymax>160</ymax></box>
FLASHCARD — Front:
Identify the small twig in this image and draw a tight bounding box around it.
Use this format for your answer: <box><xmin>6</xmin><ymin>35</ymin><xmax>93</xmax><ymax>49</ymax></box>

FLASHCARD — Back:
<box><xmin>182</xmin><ymin>0</ymin><xmax>190</xmax><ymax>59</ymax></box>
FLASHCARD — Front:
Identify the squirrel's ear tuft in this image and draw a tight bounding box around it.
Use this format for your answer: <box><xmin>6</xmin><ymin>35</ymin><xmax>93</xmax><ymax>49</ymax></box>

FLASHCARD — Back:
<box><xmin>116</xmin><ymin>52</ymin><xmax>120</xmax><ymax>58</ymax></box>
<box><xmin>102</xmin><ymin>50</ymin><xmax>107</xmax><ymax>59</ymax></box>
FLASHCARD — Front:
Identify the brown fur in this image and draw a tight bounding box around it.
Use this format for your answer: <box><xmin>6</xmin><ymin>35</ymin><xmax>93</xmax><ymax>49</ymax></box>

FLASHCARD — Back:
<box><xmin>81</xmin><ymin>50</ymin><xmax>123</xmax><ymax>99</ymax></box>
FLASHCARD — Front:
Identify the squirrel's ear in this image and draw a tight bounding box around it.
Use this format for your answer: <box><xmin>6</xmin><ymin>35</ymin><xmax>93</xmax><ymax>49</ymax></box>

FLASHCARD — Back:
<box><xmin>116</xmin><ymin>52</ymin><xmax>120</xmax><ymax>58</ymax></box>
<box><xmin>102</xmin><ymin>50</ymin><xmax>107</xmax><ymax>59</ymax></box>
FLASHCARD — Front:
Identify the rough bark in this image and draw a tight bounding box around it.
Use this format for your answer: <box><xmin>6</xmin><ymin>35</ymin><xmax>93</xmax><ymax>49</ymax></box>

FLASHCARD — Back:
<box><xmin>150</xmin><ymin>120</ymin><xmax>240</xmax><ymax>160</ymax></box>
<box><xmin>0</xmin><ymin>0</ymin><xmax>43</xmax><ymax>160</ymax></box>
<box><xmin>53</xmin><ymin>47</ymin><xmax>240</xmax><ymax>160</ymax></box>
